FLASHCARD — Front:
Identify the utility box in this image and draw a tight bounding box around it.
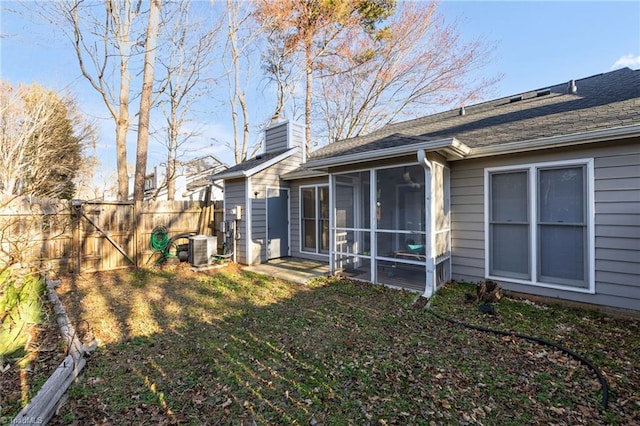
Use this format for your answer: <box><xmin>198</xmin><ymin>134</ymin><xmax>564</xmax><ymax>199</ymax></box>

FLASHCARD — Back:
<box><xmin>188</xmin><ymin>235</ymin><xmax>217</xmax><ymax>267</ymax></box>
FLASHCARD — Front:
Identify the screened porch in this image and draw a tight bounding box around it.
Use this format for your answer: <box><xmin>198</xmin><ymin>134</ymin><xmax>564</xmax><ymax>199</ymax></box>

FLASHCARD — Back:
<box><xmin>329</xmin><ymin>162</ymin><xmax>451</xmax><ymax>294</ymax></box>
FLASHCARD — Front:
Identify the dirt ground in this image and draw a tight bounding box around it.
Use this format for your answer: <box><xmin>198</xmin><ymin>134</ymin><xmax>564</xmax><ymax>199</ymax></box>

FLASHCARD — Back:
<box><xmin>0</xmin><ymin>306</ymin><xmax>67</xmax><ymax>422</ymax></box>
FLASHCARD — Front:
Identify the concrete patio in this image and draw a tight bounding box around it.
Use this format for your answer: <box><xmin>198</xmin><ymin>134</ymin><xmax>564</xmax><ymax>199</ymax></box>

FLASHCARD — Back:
<box><xmin>242</xmin><ymin>257</ymin><xmax>330</xmax><ymax>285</ymax></box>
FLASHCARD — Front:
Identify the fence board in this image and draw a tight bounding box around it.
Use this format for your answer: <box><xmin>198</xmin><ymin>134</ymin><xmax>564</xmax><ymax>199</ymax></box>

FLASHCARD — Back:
<box><xmin>0</xmin><ymin>197</ymin><xmax>223</xmax><ymax>273</ymax></box>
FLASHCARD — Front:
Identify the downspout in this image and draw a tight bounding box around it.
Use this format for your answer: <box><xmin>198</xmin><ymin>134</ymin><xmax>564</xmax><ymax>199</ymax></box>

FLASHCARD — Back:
<box><xmin>246</xmin><ymin>177</ymin><xmax>252</xmax><ymax>265</ymax></box>
<box><xmin>328</xmin><ymin>174</ymin><xmax>335</xmax><ymax>274</ymax></box>
<box><xmin>417</xmin><ymin>149</ymin><xmax>436</xmax><ymax>299</ymax></box>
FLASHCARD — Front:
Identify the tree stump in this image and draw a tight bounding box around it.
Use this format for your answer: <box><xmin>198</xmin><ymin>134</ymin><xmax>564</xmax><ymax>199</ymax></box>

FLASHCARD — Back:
<box><xmin>476</xmin><ymin>280</ymin><xmax>502</xmax><ymax>304</ymax></box>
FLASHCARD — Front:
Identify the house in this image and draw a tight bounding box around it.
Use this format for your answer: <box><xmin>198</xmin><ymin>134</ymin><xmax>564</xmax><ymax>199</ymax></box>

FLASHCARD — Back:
<box><xmin>211</xmin><ymin>68</ymin><xmax>640</xmax><ymax>312</ymax></box>
<box><xmin>144</xmin><ymin>155</ymin><xmax>228</xmax><ymax>201</ymax></box>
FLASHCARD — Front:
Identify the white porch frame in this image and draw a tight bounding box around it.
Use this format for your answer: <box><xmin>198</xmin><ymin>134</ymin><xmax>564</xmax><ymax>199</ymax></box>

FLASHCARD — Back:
<box><xmin>327</xmin><ymin>152</ymin><xmax>449</xmax><ymax>298</ymax></box>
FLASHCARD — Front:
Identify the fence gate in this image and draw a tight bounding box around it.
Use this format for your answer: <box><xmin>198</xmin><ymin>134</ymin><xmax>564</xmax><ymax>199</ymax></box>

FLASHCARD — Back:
<box><xmin>71</xmin><ymin>201</ymin><xmax>136</xmax><ymax>273</ymax></box>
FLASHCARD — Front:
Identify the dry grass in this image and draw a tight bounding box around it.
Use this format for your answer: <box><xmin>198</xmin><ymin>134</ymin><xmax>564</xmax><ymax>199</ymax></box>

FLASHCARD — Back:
<box><xmin>8</xmin><ymin>265</ymin><xmax>635</xmax><ymax>425</ymax></box>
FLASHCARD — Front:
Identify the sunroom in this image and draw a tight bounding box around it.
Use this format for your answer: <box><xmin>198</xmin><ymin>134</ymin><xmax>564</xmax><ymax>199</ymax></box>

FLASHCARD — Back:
<box><xmin>303</xmin><ymin>136</ymin><xmax>469</xmax><ymax>297</ymax></box>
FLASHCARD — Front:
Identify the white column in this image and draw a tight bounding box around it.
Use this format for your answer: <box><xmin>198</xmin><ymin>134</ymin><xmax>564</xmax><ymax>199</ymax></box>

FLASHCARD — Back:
<box><xmin>329</xmin><ymin>173</ymin><xmax>335</xmax><ymax>274</ymax></box>
<box><xmin>370</xmin><ymin>170</ymin><xmax>377</xmax><ymax>284</ymax></box>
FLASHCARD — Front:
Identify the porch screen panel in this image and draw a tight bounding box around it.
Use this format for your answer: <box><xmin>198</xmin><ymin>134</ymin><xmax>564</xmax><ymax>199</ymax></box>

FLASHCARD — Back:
<box><xmin>376</xmin><ymin>166</ymin><xmax>425</xmax><ymax>232</ymax></box>
<box><xmin>319</xmin><ymin>186</ymin><xmax>329</xmax><ymax>252</ymax></box>
<box><xmin>335</xmin><ymin>183</ymin><xmax>354</xmax><ymax>255</ymax></box>
<box><xmin>335</xmin><ymin>172</ymin><xmax>370</xmax><ymax>255</ymax></box>
<box><xmin>538</xmin><ymin>166</ymin><xmax>587</xmax><ymax>287</ymax></box>
<box><xmin>489</xmin><ymin>171</ymin><xmax>530</xmax><ymax>279</ymax></box>
<box><xmin>375</xmin><ymin>166</ymin><xmax>426</xmax><ymax>260</ymax></box>
<box><xmin>335</xmin><ymin>183</ymin><xmax>354</xmax><ymax>228</ymax></box>
<box><xmin>333</xmin><ymin>172</ymin><xmax>372</xmax><ymax>281</ymax></box>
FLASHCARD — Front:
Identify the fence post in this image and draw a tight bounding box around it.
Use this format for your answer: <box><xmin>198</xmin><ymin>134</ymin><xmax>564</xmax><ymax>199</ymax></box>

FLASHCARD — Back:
<box><xmin>70</xmin><ymin>200</ymin><xmax>82</xmax><ymax>274</ymax></box>
<box><xmin>134</xmin><ymin>201</ymin><xmax>142</xmax><ymax>268</ymax></box>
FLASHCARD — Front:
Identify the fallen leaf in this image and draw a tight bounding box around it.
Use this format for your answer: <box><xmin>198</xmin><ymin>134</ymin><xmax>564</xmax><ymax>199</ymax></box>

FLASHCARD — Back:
<box><xmin>549</xmin><ymin>406</ymin><xmax>565</xmax><ymax>415</ymax></box>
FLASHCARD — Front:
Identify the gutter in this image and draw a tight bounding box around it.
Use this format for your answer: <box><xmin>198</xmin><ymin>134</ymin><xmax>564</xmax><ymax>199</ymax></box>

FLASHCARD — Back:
<box><xmin>305</xmin><ymin>136</ymin><xmax>470</xmax><ymax>170</ymax></box>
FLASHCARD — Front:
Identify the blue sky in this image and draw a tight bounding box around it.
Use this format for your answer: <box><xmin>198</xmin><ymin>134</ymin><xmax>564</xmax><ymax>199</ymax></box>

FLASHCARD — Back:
<box><xmin>1</xmin><ymin>1</ymin><xmax>639</xmax><ymax>181</ymax></box>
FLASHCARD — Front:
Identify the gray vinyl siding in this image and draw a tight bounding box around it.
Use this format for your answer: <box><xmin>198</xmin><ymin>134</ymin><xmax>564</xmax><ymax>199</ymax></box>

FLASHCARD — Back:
<box><xmin>223</xmin><ymin>179</ymin><xmax>247</xmax><ymax>265</ymax></box>
<box><xmin>249</xmin><ymin>196</ymin><xmax>266</xmax><ymax>265</ymax></box>
<box><xmin>289</xmin><ymin>122</ymin><xmax>306</xmax><ymax>161</ymax></box>
<box><xmin>450</xmin><ymin>138</ymin><xmax>640</xmax><ymax>311</ymax></box>
<box><xmin>289</xmin><ymin>177</ymin><xmax>330</xmax><ymax>262</ymax></box>
<box><xmin>222</xmin><ymin>121</ymin><xmax>306</xmax><ymax>265</ymax></box>
<box><xmin>264</xmin><ymin>122</ymin><xmax>289</xmax><ymax>153</ymax></box>
<box><xmin>264</xmin><ymin>121</ymin><xmax>306</xmax><ymax>155</ymax></box>
<box><xmin>247</xmin><ymin>150</ymin><xmax>303</xmax><ymax>264</ymax></box>
<box><xmin>251</xmin><ymin>167</ymin><xmax>291</xmax><ymax>263</ymax></box>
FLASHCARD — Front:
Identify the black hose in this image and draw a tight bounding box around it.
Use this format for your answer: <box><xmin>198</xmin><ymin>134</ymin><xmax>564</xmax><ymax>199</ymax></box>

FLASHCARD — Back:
<box><xmin>425</xmin><ymin>307</ymin><xmax>609</xmax><ymax>410</ymax></box>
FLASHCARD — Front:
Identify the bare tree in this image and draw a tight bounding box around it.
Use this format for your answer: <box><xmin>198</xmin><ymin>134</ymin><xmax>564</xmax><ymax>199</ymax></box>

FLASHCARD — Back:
<box><xmin>0</xmin><ymin>81</ymin><xmax>94</xmax><ymax>199</ymax></box>
<box><xmin>34</xmin><ymin>0</ymin><xmax>146</xmax><ymax>200</ymax></box>
<box><xmin>155</xmin><ymin>1</ymin><xmax>220</xmax><ymax>200</ymax></box>
<box><xmin>133</xmin><ymin>0</ymin><xmax>161</xmax><ymax>201</ymax></box>
<box><xmin>254</xmin><ymin>0</ymin><xmax>395</xmax><ymax>155</ymax></box>
<box><xmin>315</xmin><ymin>1</ymin><xmax>499</xmax><ymax>143</ymax></box>
<box><xmin>221</xmin><ymin>0</ymin><xmax>263</xmax><ymax>164</ymax></box>
<box><xmin>261</xmin><ymin>25</ymin><xmax>298</xmax><ymax>121</ymax></box>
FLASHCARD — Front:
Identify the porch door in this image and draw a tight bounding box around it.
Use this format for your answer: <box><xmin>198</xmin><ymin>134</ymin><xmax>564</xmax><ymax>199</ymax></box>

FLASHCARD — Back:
<box><xmin>267</xmin><ymin>187</ymin><xmax>289</xmax><ymax>259</ymax></box>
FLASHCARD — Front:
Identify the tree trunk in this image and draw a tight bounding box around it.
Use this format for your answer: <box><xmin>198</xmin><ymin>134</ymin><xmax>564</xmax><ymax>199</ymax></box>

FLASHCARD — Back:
<box><xmin>116</xmin><ymin>77</ymin><xmax>130</xmax><ymax>200</ymax></box>
<box><xmin>166</xmin><ymin>107</ymin><xmax>178</xmax><ymax>200</ymax></box>
<box><xmin>304</xmin><ymin>41</ymin><xmax>313</xmax><ymax>158</ymax></box>
<box><xmin>133</xmin><ymin>0</ymin><xmax>161</xmax><ymax>201</ymax></box>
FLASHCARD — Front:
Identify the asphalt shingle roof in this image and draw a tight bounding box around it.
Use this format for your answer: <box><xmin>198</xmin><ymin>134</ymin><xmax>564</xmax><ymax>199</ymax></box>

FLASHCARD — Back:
<box><xmin>309</xmin><ymin>67</ymin><xmax>640</xmax><ymax>162</ymax></box>
<box><xmin>210</xmin><ymin>149</ymin><xmax>292</xmax><ymax>179</ymax></box>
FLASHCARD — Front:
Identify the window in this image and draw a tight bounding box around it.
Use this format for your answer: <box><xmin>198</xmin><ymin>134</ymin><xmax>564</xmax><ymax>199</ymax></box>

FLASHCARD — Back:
<box><xmin>486</xmin><ymin>160</ymin><xmax>593</xmax><ymax>292</ymax></box>
<box><xmin>301</xmin><ymin>186</ymin><xmax>329</xmax><ymax>253</ymax></box>
<box><xmin>489</xmin><ymin>170</ymin><xmax>530</xmax><ymax>279</ymax></box>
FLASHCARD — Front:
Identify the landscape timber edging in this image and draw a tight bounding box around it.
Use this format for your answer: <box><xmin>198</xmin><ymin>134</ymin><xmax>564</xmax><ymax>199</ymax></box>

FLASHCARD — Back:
<box><xmin>11</xmin><ymin>277</ymin><xmax>92</xmax><ymax>426</ymax></box>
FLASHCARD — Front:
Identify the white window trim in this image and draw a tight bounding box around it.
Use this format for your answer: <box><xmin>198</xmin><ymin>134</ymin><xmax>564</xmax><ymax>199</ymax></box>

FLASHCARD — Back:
<box><xmin>484</xmin><ymin>158</ymin><xmax>595</xmax><ymax>294</ymax></box>
<box><xmin>299</xmin><ymin>184</ymin><xmax>330</xmax><ymax>256</ymax></box>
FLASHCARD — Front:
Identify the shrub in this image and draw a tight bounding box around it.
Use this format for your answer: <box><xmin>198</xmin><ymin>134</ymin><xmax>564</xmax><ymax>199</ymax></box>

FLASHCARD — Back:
<box><xmin>0</xmin><ymin>271</ymin><xmax>45</xmax><ymax>358</ymax></box>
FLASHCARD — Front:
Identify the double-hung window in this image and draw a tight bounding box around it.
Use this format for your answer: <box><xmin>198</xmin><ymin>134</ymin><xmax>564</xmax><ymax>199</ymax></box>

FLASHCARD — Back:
<box><xmin>486</xmin><ymin>159</ymin><xmax>593</xmax><ymax>292</ymax></box>
<box><xmin>301</xmin><ymin>185</ymin><xmax>329</xmax><ymax>254</ymax></box>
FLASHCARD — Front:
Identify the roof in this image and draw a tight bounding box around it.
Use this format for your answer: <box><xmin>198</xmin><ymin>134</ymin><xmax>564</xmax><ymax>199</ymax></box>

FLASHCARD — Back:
<box><xmin>308</xmin><ymin>67</ymin><xmax>640</xmax><ymax>165</ymax></box>
<box><xmin>184</xmin><ymin>155</ymin><xmax>229</xmax><ymax>175</ymax></box>
<box><xmin>209</xmin><ymin>148</ymin><xmax>297</xmax><ymax>180</ymax></box>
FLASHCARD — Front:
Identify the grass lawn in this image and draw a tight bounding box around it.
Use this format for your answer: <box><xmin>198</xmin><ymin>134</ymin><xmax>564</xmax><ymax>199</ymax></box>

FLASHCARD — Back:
<box><xmin>33</xmin><ymin>265</ymin><xmax>640</xmax><ymax>425</ymax></box>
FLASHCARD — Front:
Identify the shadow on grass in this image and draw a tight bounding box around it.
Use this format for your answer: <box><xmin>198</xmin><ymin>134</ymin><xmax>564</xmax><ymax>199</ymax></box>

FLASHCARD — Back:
<box><xmin>41</xmin><ymin>268</ymin><xmax>640</xmax><ymax>425</ymax></box>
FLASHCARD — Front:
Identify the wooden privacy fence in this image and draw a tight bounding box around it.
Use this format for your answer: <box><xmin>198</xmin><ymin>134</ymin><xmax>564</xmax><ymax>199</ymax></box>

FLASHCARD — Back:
<box><xmin>0</xmin><ymin>197</ymin><xmax>224</xmax><ymax>274</ymax></box>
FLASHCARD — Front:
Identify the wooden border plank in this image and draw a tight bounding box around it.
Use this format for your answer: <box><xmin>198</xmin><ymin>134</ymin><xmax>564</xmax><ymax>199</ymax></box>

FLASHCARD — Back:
<box><xmin>11</xmin><ymin>278</ymin><xmax>88</xmax><ymax>425</ymax></box>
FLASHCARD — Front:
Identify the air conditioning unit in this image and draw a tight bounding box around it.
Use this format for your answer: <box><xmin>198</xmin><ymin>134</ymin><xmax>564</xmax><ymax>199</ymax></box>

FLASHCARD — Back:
<box><xmin>188</xmin><ymin>235</ymin><xmax>217</xmax><ymax>267</ymax></box>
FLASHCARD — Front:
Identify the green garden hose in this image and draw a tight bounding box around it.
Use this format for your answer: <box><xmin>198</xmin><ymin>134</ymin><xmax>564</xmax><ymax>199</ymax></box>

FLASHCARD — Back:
<box><xmin>423</xmin><ymin>299</ymin><xmax>609</xmax><ymax>410</ymax></box>
<box><xmin>148</xmin><ymin>226</ymin><xmax>176</xmax><ymax>264</ymax></box>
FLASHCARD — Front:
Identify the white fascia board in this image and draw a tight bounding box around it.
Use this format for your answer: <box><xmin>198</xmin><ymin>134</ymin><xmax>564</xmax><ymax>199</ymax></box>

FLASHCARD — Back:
<box><xmin>244</xmin><ymin>148</ymin><xmax>297</xmax><ymax>176</ymax></box>
<box><xmin>467</xmin><ymin>124</ymin><xmax>640</xmax><ymax>159</ymax></box>
<box><xmin>213</xmin><ymin>148</ymin><xmax>297</xmax><ymax>180</ymax></box>
<box><xmin>281</xmin><ymin>169</ymin><xmax>328</xmax><ymax>181</ymax></box>
<box><xmin>305</xmin><ymin>137</ymin><xmax>468</xmax><ymax>169</ymax></box>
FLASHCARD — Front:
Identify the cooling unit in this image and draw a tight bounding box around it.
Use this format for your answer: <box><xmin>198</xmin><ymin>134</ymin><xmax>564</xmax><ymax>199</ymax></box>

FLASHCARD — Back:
<box><xmin>188</xmin><ymin>235</ymin><xmax>217</xmax><ymax>267</ymax></box>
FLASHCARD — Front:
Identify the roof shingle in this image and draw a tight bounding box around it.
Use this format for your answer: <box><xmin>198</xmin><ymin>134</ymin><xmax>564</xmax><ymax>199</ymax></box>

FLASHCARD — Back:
<box><xmin>310</xmin><ymin>68</ymin><xmax>640</xmax><ymax>162</ymax></box>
